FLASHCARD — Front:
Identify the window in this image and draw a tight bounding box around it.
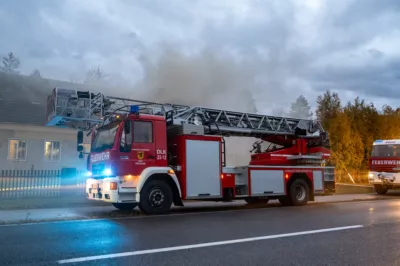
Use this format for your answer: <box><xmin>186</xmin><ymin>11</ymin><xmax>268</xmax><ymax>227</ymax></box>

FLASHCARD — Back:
<box><xmin>91</xmin><ymin>123</ymin><xmax>119</xmax><ymax>152</ymax></box>
<box><xmin>120</xmin><ymin>120</ymin><xmax>133</xmax><ymax>152</ymax></box>
<box><xmin>8</xmin><ymin>139</ymin><xmax>27</xmax><ymax>160</ymax></box>
<box><xmin>44</xmin><ymin>141</ymin><xmax>61</xmax><ymax>161</ymax></box>
<box><xmin>133</xmin><ymin>121</ymin><xmax>153</xmax><ymax>143</ymax></box>
<box><xmin>371</xmin><ymin>144</ymin><xmax>400</xmax><ymax>157</ymax></box>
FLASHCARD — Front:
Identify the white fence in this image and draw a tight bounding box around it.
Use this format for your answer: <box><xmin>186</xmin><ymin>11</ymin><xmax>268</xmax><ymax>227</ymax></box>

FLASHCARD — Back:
<box><xmin>0</xmin><ymin>169</ymin><xmax>87</xmax><ymax>199</ymax></box>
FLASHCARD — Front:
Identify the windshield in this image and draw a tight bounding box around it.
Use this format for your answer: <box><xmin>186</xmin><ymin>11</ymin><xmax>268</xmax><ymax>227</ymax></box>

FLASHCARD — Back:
<box><xmin>91</xmin><ymin>124</ymin><xmax>119</xmax><ymax>152</ymax></box>
<box><xmin>371</xmin><ymin>144</ymin><xmax>400</xmax><ymax>157</ymax></box>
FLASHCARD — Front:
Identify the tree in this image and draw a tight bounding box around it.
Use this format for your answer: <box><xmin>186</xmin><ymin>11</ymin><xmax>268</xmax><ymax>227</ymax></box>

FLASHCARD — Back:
<box><xmin>343</xmin><ymin>98</ymin><xmax>380</xmax><ymax>165</ymax></box>
<box><xmin>378</xmin><ymin>105</ymin><xmax>400</xmax><ymax>139</ymax></box>
<box><xmin>328</xmin><ymin>111</ymin><xmax>360</xmax><ymax>170</ymax></box>
<box><xmin>314</xmin><ymin>89</ymin><xmax>400</xmax><ymax>183</ymax></box>
<box><xmin>0</xmin><ymin>52</ymin><xmax>21</xmax><ymax>73</ymax></box>
<box><xmin>30</xmin><ymin>69</ymin><xmax>42</xmax><ymax>78</ymax></box>
<box><xmin>316</xmin><ymin>90</ymin><xmax>341</xmax><ymax>121</ymax></box>
<box><xmin>84</xmin><ymin>65</ymin><xmax>107</xmax><ymax>85</ymax></box>
<box><xmin>316</xmin><ymin>90</ymin><xmax>341</xmax><ymax>129</ymax></box>
<box><xmin>289</xmin><ymin>95</ymin><xmax>313</xmax><ymax>119</ymax></box>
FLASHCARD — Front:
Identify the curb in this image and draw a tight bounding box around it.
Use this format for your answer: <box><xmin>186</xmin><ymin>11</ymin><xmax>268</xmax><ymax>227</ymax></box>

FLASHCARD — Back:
<box><xmin>336</xmin><ymin>183</ymin><xmax>373</xmax><ymax>188</ymax></box>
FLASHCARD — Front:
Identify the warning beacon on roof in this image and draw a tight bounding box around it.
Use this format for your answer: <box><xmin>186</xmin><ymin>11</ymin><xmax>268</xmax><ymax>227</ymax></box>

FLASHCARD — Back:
<box><xmin>373</xmin><ymin>140</ymin><xmax>400</xmax><ymax>145</ymax></box>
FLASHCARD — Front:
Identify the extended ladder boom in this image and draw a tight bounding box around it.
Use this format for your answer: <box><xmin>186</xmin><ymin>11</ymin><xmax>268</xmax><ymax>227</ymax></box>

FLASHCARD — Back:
<box><xmin>45</xmin><ymin>88</ymin><xmax>326</xmax><ymax>139</ymax></box>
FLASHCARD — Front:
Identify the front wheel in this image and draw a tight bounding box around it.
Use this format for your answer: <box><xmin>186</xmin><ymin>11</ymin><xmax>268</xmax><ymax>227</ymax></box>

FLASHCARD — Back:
<box><xmin>139</xmin><ymin>180</ymin><xmax>173</xmax><ymax>215</ymax></box>
<box><xmin>112</xmin><ymin>203</ymin><xmax>138</xmax><ymax>211</ymax></box>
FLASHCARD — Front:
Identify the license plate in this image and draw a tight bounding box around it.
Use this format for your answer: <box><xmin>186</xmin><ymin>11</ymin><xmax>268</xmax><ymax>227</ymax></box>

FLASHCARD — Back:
<box><xmin>92</xmin><ymin>183</ymin><xmax>99</xmax><ymax>189</ymax></box>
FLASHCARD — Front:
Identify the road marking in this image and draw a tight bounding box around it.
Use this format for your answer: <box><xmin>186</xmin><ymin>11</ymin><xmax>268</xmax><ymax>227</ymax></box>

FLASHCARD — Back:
<box><xmin>58</xmin><ymin>224</ymin><xmax>363</xmax><ymax>264</ymax></box>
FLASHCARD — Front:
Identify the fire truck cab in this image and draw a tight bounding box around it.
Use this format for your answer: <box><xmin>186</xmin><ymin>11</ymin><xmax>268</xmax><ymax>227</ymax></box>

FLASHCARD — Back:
<box><xmin>368</xmin><ymin>139</ymin><xmax>400</xmax><ymax>194</ymax></box>
<box><xmin>46</xmin><ymin>88</ymin><xmax>335</xmax><ymax>215</ymax></box>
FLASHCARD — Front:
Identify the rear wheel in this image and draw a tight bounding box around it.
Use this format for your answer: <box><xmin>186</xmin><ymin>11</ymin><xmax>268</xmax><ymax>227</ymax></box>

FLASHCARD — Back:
<box><xmin>280</xmin><ymin>179</ymin><xmax>310</xmax><ymax>206</ymax></box>
<box><xmin>139</xmin><ymin>180</ymin><xmax>173</xmax><ymax>215</ymax></box>
<box><xmin>112</xmin><ymin>203</ymin><xmax>138</xmax><ymax>210</ymax></box>
<box><xmin>374</xmin><ymin>184</ymin><xmax>388</xmax><ymax>195</ymax></box>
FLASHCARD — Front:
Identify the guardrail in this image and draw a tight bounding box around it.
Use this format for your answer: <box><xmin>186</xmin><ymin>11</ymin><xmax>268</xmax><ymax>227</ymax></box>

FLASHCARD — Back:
<box><xmin>0</xmin><ymin>169</ymin><xmax>87</xmax><ymax>199</ymax></box>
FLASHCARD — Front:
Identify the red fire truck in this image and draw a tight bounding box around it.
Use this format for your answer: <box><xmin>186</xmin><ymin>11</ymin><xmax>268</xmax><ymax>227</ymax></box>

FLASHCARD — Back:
<box><xmin>45</xmin><ymin>88</ymin><xmax>335</xmax><ymax>215</ymax></box>
<box><xmin>368</xmin><ymin>139</ymin><xmax>400</xmax><ymax>194</ymax></box>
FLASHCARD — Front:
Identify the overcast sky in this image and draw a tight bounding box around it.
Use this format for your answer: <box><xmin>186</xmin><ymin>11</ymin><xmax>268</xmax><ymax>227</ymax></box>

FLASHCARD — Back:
<box><xmin>1</xmin><ymin>0</ymin><xmax>399</xmax><ymax>115</ymax></box>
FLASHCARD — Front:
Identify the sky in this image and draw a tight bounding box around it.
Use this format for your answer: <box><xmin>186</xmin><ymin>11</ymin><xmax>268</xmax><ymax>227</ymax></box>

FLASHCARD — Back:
<box><xmin>1</xmin><ymin>0</ymin><xmax>400</xmax><ymax>116</ymax></box>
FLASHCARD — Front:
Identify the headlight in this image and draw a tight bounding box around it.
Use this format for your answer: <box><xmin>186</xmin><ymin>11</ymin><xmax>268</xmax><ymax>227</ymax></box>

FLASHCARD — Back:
<box><xmin>368</xmin><ymin>173</ymin><xmax>373</xmax><ymax>178</ymax></box>
<box><xmin>103</xmin><ymin>168</ymin><xmax>112</xmax><ymax>176</ymax></box>
<box><xmin>85</xmin><ymin>171</ymin><xmax>92</xmax><ymax>177</ymax></box>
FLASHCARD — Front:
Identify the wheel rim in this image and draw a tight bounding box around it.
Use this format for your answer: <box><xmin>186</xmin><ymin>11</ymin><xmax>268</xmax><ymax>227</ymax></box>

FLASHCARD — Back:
<box><xmin>149</xmin><ymin>188</ymin><xmax>165</xmax><ymax>207</ymax></box>
<box><xmin>294</xmin><ymin>184</ymin><xmax>306</xmax><ymax>201</ymax></box>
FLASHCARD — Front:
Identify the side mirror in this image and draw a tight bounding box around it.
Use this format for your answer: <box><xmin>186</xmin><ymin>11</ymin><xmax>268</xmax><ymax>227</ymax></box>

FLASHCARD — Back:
<box><xmin>77</xmin><ymin>131</ymin><xmax>83</xmax><ymax>145</ymax></box>
<box><xmin>124</xmin><ymin>120</ymin><xmax>131</xmax><ymax>134</ymax></box>
<box><xmin>77</xmin><ymin>131</ymin><xmax>84</xmax><ymax>152</ymax></box>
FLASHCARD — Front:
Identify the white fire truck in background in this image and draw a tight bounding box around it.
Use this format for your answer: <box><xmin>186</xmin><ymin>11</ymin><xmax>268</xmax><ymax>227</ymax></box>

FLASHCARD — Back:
<box><xmin>369</xmin><ymin>139</ymin><xmax>400</xmax><ymax>194</ymax></box>
<box><xmin>45</xmin><ymin>88</ymin><xmax>335</xmax><ymax>215</ymax></box>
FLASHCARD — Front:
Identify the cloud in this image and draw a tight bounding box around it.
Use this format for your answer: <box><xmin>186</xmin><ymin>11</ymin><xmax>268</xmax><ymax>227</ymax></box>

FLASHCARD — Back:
<box><xmin>1</xmin><ymin>0</ymin><xmax>400</xmax><ymax>113</ymax></box>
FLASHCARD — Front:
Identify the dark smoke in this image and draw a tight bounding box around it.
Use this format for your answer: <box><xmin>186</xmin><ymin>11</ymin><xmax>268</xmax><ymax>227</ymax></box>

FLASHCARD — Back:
<box><xmin>133</xmin><ymin>47</ymin><xmax>258</xmax><ymax>113</ymax></box>
<box><xmin>133</xmin><ymin>47</ymin><xmax>260</xmax><ymax>165</ymax></box>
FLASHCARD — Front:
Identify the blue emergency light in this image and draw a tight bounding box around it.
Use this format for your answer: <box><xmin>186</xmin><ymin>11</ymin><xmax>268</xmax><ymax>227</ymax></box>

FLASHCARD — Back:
<box><xmin>130</xmin><ymin>105</ymin><xmax>140</xmax><ymax>113</ymax></box>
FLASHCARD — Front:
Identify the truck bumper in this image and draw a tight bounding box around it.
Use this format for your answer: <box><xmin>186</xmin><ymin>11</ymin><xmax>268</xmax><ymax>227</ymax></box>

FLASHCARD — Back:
<box><xmin>85</xmin><ymin>177</ymin><xmax>139</xmax><ymax>204</ymax></box>
<box><xmin>368</xmin><ymin>171</ymin><xmax>398</xmax><ymax>186</ymax></box>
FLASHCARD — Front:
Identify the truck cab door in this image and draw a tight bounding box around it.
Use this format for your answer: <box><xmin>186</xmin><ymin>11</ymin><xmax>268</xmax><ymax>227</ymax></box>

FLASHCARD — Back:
<box><xmin>118</xmin><ymin>119</ymin><xmax>155</xmax><ymax>187</ymax></box>
<box><xmin>119</xmin><ymin>119</ymin><xmax>156</xmax><ymax>173</ymax></box>
<box><xmin>130</xmin><ymin>120</ymin><xmax>156</xmax><ymax>174</ymax></box>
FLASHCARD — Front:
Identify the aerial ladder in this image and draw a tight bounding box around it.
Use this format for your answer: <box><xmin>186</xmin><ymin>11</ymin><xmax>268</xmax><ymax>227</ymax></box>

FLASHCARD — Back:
<box><xmin>47</xmin><ymin>88</ymin><xmax>328</xmax><ymax>138</ymax></box>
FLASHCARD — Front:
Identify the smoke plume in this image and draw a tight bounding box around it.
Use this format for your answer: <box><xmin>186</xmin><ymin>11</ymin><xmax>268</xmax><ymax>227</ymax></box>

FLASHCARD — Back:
<box><xmin>134</xmin><ymin>47</ymin><xmax>260</xmax><ymax>165</ymax></box>
<box><xmin>134</xmin><ymin>48</ymin><xmax>257</xmax><ymax>113</ymax></box>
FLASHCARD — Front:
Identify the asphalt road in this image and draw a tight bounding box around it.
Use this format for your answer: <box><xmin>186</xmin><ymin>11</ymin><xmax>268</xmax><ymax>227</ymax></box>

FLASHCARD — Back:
<box><xmin>2</xmin><ymin>199</ymin><xmax>400</xmax><ymax>266</ymax></box>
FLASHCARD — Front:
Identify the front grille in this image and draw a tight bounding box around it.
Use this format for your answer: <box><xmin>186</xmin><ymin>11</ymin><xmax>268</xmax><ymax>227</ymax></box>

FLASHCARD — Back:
<box><xmin>92</xmin><ymin>163</ymin><xmax>106</xmax><ymax>175</ymax></box>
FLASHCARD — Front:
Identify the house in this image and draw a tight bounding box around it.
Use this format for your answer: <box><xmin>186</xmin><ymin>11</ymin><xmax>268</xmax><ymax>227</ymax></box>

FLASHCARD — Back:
<box><xmin>0</xmin><ymin>72</ymin><xmax>93</xmax><ymax>173</ymax></box>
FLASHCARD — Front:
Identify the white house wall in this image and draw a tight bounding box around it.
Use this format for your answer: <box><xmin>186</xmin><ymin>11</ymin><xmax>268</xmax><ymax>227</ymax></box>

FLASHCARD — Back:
<box><xmin>224</xmin><ymin>137</ymin><xmax>271</xmax><ymax>166</ymax></box>
<box><xmin>0</xmin><ymin>123</ymin><xmax>275</xmax><ymax>171</ymax></box>
<box><xmin>0</xmin><ymin>123</ymin><xmax>89</xmax><ymax>171</ymax></box>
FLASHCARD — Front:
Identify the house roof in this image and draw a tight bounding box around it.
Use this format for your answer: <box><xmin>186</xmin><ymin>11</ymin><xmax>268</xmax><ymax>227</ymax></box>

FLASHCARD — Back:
<box><xmin>0</xmin><ymin>72</ymin><xmax>108</xmax><ymax>126</ymax></box>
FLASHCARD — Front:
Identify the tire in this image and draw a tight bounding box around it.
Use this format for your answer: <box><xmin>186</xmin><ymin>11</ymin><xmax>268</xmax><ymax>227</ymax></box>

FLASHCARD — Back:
<box><xmin>374</xmin><ymin>184</ymin><xmax>388</xmax><ymax>195</ymax></box>
<box><xmin>245</xmin><ymin>197</ymin><xmax>269</xmax><ymax>205</ymax></box>
<box><xmin>139</xmin><ymin>179</ymin><xmax>173</xmax><ymax>215</ymax></box>
<box><xmin>112</xmin><ymin>203</ymin><xmax>138</xmax><ymax>210</ymax></box>
<box><xmin>287</xmin><ymin>179</ymin><xmax>310</xmax><ymax>206</ymax></box>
